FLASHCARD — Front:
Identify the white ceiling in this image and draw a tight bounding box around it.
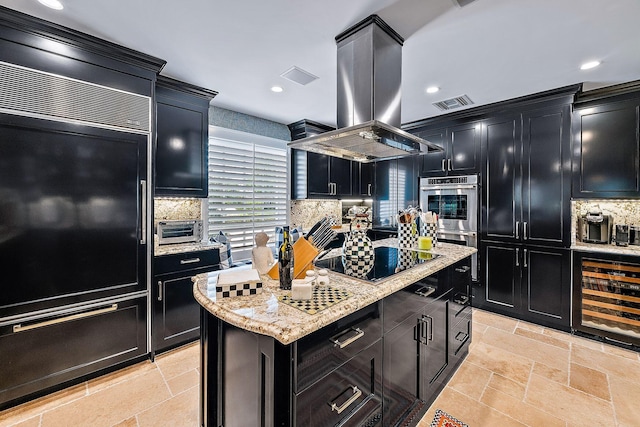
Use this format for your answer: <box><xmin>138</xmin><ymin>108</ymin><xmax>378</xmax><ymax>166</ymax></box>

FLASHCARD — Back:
<box><xmin>1</xmin><ymin>0</ymin><xmax>640</xmax><ymax>129</ymax></box>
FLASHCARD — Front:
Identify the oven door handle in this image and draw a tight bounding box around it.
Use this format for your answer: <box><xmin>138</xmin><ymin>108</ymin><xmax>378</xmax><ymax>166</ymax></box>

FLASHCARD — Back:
<box><xmin>420</xmin><ymin>185</ymin><xmax>477</xmax><ymax>191</ymax></box>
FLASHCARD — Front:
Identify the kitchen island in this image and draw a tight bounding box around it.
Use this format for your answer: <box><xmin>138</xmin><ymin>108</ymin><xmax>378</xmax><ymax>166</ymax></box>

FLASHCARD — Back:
<box><xmin>193</xmin><ymin>239</ymin><xmax>476</xmax><ymax>426</ymax></box>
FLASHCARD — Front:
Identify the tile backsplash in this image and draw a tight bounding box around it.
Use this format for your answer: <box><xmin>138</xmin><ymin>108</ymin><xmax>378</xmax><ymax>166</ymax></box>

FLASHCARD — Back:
<box><xmin>154</xmin><ymin>198</ymin><xmax>203</xmax><ymax>222</ymax></box>
<box><xmin>290</xmin><ymin>200</ymin><xmax>341</xmax><ymax>230</ymax></box>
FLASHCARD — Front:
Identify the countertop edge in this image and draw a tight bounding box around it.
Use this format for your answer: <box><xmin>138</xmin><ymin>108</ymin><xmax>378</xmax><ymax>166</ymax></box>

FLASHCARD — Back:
<box><xmin>193</xmin><ymin>240</ymin><xmax>476</xmax><ymax>345</ymax></box>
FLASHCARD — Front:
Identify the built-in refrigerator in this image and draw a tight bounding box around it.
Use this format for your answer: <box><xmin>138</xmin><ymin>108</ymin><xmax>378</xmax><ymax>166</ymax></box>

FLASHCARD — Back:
<box><xmin>0</xmin><ymin>69</ymin><xmax>151</xmax><ymax>407</ymax></box>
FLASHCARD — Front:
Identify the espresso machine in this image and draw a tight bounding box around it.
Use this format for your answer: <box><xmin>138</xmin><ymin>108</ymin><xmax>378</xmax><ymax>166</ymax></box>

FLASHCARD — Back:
<box><xmin>578</xmin><ymin>207</ymin><xmax>613</xmax><ymax>244</ymax></box>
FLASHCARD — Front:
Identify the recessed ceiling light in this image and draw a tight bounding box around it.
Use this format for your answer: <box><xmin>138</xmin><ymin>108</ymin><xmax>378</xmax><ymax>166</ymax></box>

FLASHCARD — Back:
<box><xmin>426</xmin><ymin>86</ymin><xmax>440</xmax><ymax>94</ymax></box>
<box><xmin>38</xmin><ymin>0</ymin><xmax>64</xmax><ymax>10</ymax></box>
<box><xmin>580</xmin><ymin>61</ymin><xmax>601</xmax><ymax>70</ymax></box>
<box><xmin>271</xmin><ymin>86</ymin><xmax>283</xmax><ymax>93</ymax></box>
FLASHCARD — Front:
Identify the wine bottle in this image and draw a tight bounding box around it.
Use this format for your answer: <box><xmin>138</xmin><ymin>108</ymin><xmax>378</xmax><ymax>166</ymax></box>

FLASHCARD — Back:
<box><xmin>279</xmin><ymin>226</ymin><xmax>294</xmax><ymax>290</ymax></box>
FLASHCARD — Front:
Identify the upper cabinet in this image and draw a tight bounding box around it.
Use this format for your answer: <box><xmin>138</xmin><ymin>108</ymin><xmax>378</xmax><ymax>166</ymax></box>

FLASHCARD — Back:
<box><xmin>572</xmin><ymin>86</ymin><xmax>640</xmax><ymax>199</ymax></box>
<box><xmin>482</xmin><ymin>104</ymin><xmax>572</xmax><ymax>247</ymax></box>
<box><xmin>155</xmin><ymin>76</ymin><xmax>217</xmax><ymax>198</ymax></box>
<box><xmin>412</xmin><ymin>121</ymin><xmax>481</xmax><ymax>176</ymax></box>
<box><xmin>289</xmin><ymin>119</ymin><xmax>357</xmax><ymax>199</ymax></box>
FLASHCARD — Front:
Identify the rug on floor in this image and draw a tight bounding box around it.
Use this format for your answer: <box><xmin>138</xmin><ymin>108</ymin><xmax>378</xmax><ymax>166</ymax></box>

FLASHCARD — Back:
<box><xmin>429</xmin><ymin>409</ymin><xmax>469</xmax><ymax>427</ymax></box>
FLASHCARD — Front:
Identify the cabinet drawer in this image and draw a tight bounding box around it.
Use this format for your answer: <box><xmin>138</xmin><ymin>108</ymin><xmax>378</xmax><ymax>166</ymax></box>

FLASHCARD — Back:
<box><xmin>154</xmin><ymin>249</ymin><xmax>220</xmax><ymax>275</ymax></box>
<box><xmin>295</xmin><ymin>302</ymin><xmax>382</xmax><ymax>392</ymax></box>
<box><xmin>0</xmin><ymin>297</ymin><xmax>146</xmax><ymax>407</ymax></box>
<box><xmin>295</xmin><ymin>339</ymin><xmax>382</xmax><ymax>427</ymax></box>
<box><xmin>450</xmin><ymin>306</ymin><xmax>471</xmax><ymax>357</ymax></box>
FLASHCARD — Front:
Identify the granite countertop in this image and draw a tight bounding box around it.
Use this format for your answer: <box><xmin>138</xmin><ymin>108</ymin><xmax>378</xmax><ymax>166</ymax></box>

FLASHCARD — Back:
<box><xmin>572</xmin><ymin>241</ymin><xmax>640</xmax><ymax>257</ymax></box>
<box><xmin>193</xmin><ymin>239</ymin><xmax>476</xmax><ymax>345</ymax></box>
<box><xmin>154</xmin><ymin>239</ymin><xmax>224</xmax><ymax>257</ymax></box>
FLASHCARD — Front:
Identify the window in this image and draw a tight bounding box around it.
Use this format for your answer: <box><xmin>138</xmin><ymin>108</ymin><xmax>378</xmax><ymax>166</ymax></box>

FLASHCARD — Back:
<box><xmin>207</xmin><ymin>127</ymin><xmax>288</xmax><ymax>259</ymax></box>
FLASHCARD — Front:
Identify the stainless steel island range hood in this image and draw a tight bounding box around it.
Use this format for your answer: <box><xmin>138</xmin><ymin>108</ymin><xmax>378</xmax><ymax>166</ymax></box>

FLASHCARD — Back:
<box><xmin>288</xmin><ymin>15</ymin><xmax>443</xmax><ymax>162</ymax></box>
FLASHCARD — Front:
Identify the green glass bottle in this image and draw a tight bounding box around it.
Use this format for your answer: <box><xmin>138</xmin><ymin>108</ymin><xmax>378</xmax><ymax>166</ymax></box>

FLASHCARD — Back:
<box><xmin>278</xmin><ymin>226</ymin><xmax>294</xmax><ymax>290</ymax></box>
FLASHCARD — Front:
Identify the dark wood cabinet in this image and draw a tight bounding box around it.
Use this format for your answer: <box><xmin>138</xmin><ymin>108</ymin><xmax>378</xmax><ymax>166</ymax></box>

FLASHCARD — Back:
<box><xmin>155</xmin><ymin>76</ymin><xmax>217</xmax><ymax>198</ymax></box>
<box><xmin>417</xmin><ymin>122</ymin><xmax>481</xmax><ymax>176</ymax></box>
<box><xmin>292</xmin><ymin>150</ymin><xmax>354</xmax><ymax>198</ymax></box>
<box><xmin>152</xmin><ymin>249</ymin><xmax>219</xmax><ymax>354</ymax></box>
<box><xmin>478</xmin><ymin>241</ymin><xmax>571</xmax><ymax>330</ymax></box>
<box><xmin>482</xmin><ymin>105</ymin><xmax>571</xmax><ymax>247</ymax></box>
<box><xmin>572</xmin><ymin>97</ymin><xmax>640</xmax><ymax>198</ymax></box>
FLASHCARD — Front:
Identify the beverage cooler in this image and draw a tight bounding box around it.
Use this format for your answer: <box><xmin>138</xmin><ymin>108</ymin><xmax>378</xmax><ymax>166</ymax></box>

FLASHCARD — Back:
<box><xmin>573</xmin><ymin>251</ymin><xmax>640</xmax><ymax>348</ymax></box>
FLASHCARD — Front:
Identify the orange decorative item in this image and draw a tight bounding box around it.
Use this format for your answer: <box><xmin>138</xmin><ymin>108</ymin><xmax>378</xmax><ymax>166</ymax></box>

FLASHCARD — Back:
<box><xmin>268</xmin><ymin>237</ymin><xmax>319</xmax><ymax>280</ymax></box>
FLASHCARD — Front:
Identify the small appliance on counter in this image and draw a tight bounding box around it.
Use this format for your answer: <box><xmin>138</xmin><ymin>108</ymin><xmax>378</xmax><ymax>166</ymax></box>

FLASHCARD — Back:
<box><xmin>156</xmin><ymin>219</ymin><xmax>203</xmax><ymax>245</ymax></box>
<box><xmin>630</xmin><ymin>226</ymin><xmax>640</xmax><ymax>246</ymax></box>
<box><xmin>578</xmin><ymin>207</ymin><xmax>612</xmax><ymax>244</ymax></box>
<box><xmin>615</xmin><ymin>224</ymin><xmax>630</xmax><ymax>246</ymax></box>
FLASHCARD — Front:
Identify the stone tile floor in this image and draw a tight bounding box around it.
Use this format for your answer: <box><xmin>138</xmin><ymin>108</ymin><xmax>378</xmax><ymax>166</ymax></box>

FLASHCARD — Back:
<box><xmin>1</xmin><ymin>309</ymin><xmax>639</xmax><ymax>426</ymax></box>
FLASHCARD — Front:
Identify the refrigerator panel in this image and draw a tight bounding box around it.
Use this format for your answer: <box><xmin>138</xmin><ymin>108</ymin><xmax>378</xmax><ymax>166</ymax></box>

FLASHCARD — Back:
<box><xmin>0</xmin><ymin>115</ymin><xmax>146</xmax><ymax>318</ymax></box>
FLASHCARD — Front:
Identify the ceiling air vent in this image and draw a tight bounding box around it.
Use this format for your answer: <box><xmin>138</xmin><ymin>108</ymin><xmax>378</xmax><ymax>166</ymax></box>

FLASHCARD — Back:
<box><xmin>280</xmin><ymin>66</ymin><xmax>319</xmax><ymax>86</ymax></box>
<box><xmin>432</xmin><ymin>94</ymin><xmax>474</xmax><ymax>111</ymax></box>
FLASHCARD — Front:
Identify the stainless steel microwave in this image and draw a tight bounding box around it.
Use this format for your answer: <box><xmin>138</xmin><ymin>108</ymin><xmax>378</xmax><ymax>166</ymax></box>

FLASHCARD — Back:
<box><xmin>156</xmin><ymin>220</ymin><xmax>203</xmax><ymax>245</ymax></box>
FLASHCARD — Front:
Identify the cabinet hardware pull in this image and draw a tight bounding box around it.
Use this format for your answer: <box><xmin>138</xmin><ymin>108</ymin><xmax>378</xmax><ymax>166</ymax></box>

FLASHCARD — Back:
<box><xmin>158</xmin><ymin>281</ymin><xmax>163</xmax><ymax>301</ymax></box>
<box><xmin>523</xmin><ymin>222</ymin><xmax>528</xmax><ymax>240</ymax></box>
<box><xmin>523</xmin><ymin>249</ymin><xmax>528</xmax><ymax>268</ymax></box>
<box><xmin>448</xmin><ymin>159</ymin><xmax>452</xmax><ymax>171</ymax></box>
<box><xmin>425</xmin><ymin>315</ymin><xmax>433</xmax><ymax>342</ymax></box>
<box><xmin>140</xmin><ymin>180</ymin><xmax>147</xmax><ymax>244</ymax></box>
<box><xmin>13</xmin><ymin>304</ymin><xmax>118</xmax><ymax>333</ymax></box>
<box><xmin>441</xmin><ymin>159</ymin><xmax>446</xmax><ymax>172</ymax></box>
<box><xmin>180</xmin><ymin>258</ymin><xmax>201</xmax><ymax>264</ymax></box>
<box><xmin>515</xmin><ymin>248</ymin><xmax>520</xmax><ymax>267</ymax></box>
<box><xmin>415</xmin><ymin>286</ymin><xmax>436</xmax><ymax>298</ymax></box>
<box><xmin>454</xmin><ymin>295</ymin><xmax>470</xmax><ymax>305</ymax></box>
<box><xmin>330</xmin><ymin>327</ymin><xmax>364</xmax><ymax>349</ymax></box>
<box><xmin>367</xmin><ymin>183</ymin><xmax>372</xmax><ymax>196</ymax></box>
<box><xmin>515</xmin><ymin>221</ymin><xmax>520</xmax><ymax>239</ymax></box>
<box><xmin>329</xmin><ymin>385</ymin><xmax>362</xmax><ymax>414</ymax></box>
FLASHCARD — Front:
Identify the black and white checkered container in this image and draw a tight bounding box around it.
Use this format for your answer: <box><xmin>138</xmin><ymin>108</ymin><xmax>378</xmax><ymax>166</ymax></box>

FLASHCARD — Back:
<box><xmin>342</xmin><ymin>233</ymin><xmax>374</xmax><ymax>259</ymax></box>
<box><xmin>342</xmin><ymin>254</ymin><xmax>375</xmax><ymax>278</ymax></box>
<box><xmin>398</xmin><ymin>222</ymin><xmax>418</xmax><ymax>249</ymax></box>
<box><xmin>397</xmin><ymin>248</ymin><xmax>418</xmax><ymax>271</ymax></box>
<box><xmin>216</xmin><ymin>281</ymin><xmax>263</xmax><ymax>299</ymax></box>
<box><xmin>421</xmin><ymin>222</ymin><xmax>439</xmax><ymax>247</ymax></box>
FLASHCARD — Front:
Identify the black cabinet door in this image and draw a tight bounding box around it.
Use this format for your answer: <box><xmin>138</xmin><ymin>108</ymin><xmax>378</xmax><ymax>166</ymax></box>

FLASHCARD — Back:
<box><xmin>482</xmin><ymin>115</ymin><xmax>521</xmax><ymax>242</ymax></box>
<box><xmin>383</xmin><ymin>315</ymin><xmax>420</xmax><ymax>424</ymax></box>
<box><xmin>419</xmin><ymin>298</ymin><xmax>449</xmax><ymax>405</ymax></box>
<box><xmin>304</xmin><ymin>153</ymin><xmax>352</xmax><ymax>197</ymax></box>
<box><xmin>357</xmin><ymin>162</ymin><xmax>375</xmax><ymax>197</ymax></box>
<box><xmin>478</xmin><ymin>242</ymin><xmax>520</xmax><ymax>314</ymax></box>
<box><xmin>572</xmin><ymin>99</ymin><xmax>640</xmax><ymax>198</ymax></box>
<box><xmin>330</xmin><ymin>156</ymin><xmax>353</xmax><ymax>197</ymax></box>
<box><xmin>155</xmin><ymin>96</ymin><xmax>209</xmax><ymax>198</ymax></box>
<box><xmin>418</xmin><ymin>128</ymin><xmax>447</xmax><ymax>176</ymax></box>
<box><xmin>373</xmin><ymin>159</ymin><xmax>395</xmax><ymax>228</ymax></box>
<box><xmin>398</xmin><ymin>155</ymin><xmax>419</xmax><ymax>211</ymax></box>
<box><xmin>522</xmin><ymin>106</ymin><xmax>571</xmax><ymax>246</ymax></box>
<box><xmin>153</xmin><ymin>275</ymin><xmax>201</xmax><ymax>352</ymax></box>
<box><xmin>307</xmin><ymin>152</ymin><xmax>331</xmax><ymax>196</ymax></box>
<box><xmin>449</xmin><ymin>122</ymin><xmax>481</xmax><ymax>174</ymax></box>
<box><xmin>521</xmin><ymin>247</ymin><xmax>571</xmax><ymax>330</ymax></box>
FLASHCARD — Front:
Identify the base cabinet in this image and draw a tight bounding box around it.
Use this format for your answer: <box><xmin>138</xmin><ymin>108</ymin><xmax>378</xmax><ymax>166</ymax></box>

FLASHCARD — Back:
<box><xmin>153</xmin><ymin>250</ymin><xmax>220</xmax><ymax>354</ymax></box>
<box><xmin>477</xmin><ymin>242</ymin><xmax>571</xmax><ymax>330</ymax></box>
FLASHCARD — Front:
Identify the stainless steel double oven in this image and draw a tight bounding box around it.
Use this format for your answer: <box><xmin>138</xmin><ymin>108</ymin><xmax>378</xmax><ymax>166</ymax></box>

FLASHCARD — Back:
<box><xmin>419</xmin><ymin>175</ymin><xmax>479</xmax><ymax>282</ymax></box>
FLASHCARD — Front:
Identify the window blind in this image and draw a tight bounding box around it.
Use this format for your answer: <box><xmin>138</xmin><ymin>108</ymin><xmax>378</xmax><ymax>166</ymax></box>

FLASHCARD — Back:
<box><xmin>208</xmin><ymin>136</ymin><xmax>288</xmax><ymax>255</ymax></box>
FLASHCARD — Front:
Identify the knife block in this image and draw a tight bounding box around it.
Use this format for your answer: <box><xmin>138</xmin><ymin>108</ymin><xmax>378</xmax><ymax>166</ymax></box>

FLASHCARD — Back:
<box><xmin>268</xmin><ymin>237</ymin><xmax>319</xmax><ymax>280</ymax></box>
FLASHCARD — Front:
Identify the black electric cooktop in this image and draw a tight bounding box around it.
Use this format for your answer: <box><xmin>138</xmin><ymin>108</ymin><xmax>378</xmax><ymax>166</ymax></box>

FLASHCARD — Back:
<box><xmin>314</xmin><ymin>246</ymin><xmax>438</xmax><ymax>283</ymax></box>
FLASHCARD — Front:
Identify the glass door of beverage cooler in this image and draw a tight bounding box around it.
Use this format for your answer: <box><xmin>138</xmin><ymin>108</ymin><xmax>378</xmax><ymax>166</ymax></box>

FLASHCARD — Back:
<box><xmin>574</xmin><ymin>252</ymin><xmax>640</xmax><ymax>346</ymax></box>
